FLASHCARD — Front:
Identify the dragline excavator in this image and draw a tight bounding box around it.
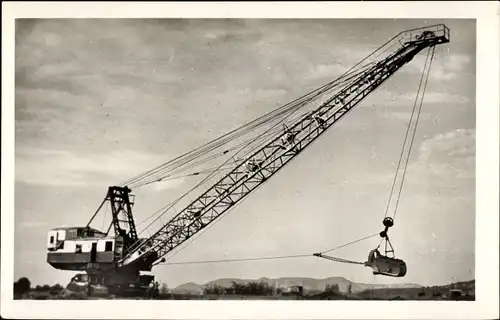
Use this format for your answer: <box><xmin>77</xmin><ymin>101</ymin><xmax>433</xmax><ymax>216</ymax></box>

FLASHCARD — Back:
<box><xmin>46</xmin><ymin>24</ymin><xmax>450</xmax><ymax>295</ymax></box>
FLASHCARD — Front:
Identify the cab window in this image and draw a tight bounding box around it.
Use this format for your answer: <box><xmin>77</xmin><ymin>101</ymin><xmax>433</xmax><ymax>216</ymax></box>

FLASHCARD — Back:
<box><xmin>105</xmin><ymin>241</ymin><xmax>113</xmax><ymax>252</ymax></box>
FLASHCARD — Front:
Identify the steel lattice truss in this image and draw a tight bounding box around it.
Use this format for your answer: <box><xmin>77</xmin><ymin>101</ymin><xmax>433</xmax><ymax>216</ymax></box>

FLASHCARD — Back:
<box><xmin>119</xmin><ymin>25</ymin><xmax>450</xmax><ymax>268</ymax></box>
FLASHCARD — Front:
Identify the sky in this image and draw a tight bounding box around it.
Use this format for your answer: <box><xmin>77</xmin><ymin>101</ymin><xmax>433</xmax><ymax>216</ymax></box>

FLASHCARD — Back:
<box><xmin>14</xmin><ymin>18</ymin><xmax>476</xmax><ymax>288</ymax></box>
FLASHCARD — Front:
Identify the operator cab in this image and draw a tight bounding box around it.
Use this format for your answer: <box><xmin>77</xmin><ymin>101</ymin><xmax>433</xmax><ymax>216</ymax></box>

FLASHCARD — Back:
<box><xmin>47</xmin><ymin>226</ymin><xmax>123</xmax><ymax>271</ymax></box>
<box><xmin>47</xmin><ymin>227</ymin><xmax>106</xmax><ymax>251</ymax></box>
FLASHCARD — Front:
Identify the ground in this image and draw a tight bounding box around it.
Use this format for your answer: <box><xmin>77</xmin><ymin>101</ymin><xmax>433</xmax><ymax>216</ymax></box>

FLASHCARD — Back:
<box><xmin>15</xmin><ymin>279</ymin><xmax>475</xmax><ymax>301</ymax></box>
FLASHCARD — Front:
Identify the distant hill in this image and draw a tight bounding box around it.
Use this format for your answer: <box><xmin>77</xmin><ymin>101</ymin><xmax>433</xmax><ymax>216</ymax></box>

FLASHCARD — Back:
<box><xmin>173</xmin><ymin>282</ymin><xmax>205</xmax><ymax>294</ymax></box>
<box><xmin>172</xmin><ymin>276</ymin><xmax>422</xmax><ymax>294</ymax></box>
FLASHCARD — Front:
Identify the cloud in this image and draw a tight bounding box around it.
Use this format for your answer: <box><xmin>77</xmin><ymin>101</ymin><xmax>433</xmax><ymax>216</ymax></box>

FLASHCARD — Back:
<box><xmin>304</xmin><ymin>48</ymin><xmax>473</xmax><ymax>85</ymax></box>
<box><xmin>417</xmin><ymin>129</ymin><xmax>475</xmax><ymax>160</ymax></box>
<box><xmin>404</xmin><ymin>91</ymin><xmax>469</xmax><ymax>104</ymax></box>
<box><xmin>358</xmin><ymin>129</ymin><xmax>476</xmax><ymax>192</ymax></box>
<box><xmin>146</xmin><ymin>178</ymin><xmax>186</xmax><ymax>192</ymax></box>
<box><xmin>15</xmin><ymin>148</ymin><xmax>172</xmax><ymax>187</ymax></box>
<box><xmin>444</xmin><ymin>55</ymin><xmax>472</xmax><ymax>72</ymax></box>
<box><xmin>15</xmin><ymin>20</ymin><xmax>305</xmax><ymax>154</ymax></box>
<box><xmin>408</xmin><ymin>129</ymin><xmax>475</xmax><ymax>181</ymax></box>
<box><xmin>372</xmin><ymin>88</ymin><xmax>469</xmax><ymax>107</ymax></box>
<box><xmin>402</xmin><ymin>54</ymin><xmax>472</xmax><ymax>81</ymax></box>
<box><xmin>304</xmin><ymin>64</ymin><xmax>351</xmax><ymax>81</ymax></box>
<box><xmin>20</xmin><ymin>221</ymin><xmax>48</xmax><ymax>228</ymax></box>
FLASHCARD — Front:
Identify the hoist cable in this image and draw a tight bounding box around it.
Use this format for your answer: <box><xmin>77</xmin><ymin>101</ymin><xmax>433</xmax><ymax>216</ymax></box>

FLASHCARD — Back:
<box><xmin>392</xmin><ymin>46</ymin><xmax>435</xmax><ymax>220</ymax></box>
<box><xmin>383</xmin><ymin>46</ymin><xmax>434</xmax><ymax>219</ymax></box>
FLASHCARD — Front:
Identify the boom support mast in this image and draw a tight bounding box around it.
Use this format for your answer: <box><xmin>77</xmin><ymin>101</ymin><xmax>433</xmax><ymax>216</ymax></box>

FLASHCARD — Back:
<box><xmin>119</xmin><ymin>25</ymin><xmax>450</xmax><ymax>267</ymax></box>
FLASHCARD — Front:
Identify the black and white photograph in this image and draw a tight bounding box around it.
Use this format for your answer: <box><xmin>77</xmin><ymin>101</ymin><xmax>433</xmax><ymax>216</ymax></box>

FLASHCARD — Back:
<box><xmin>1</xmin><ymin>2</ymin><xmax>498</xmax><ymax>319</ymax></box>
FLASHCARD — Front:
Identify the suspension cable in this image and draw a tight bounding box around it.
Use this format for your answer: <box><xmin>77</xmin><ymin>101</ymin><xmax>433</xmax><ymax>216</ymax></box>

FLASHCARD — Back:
<box><xmin>100</xmin><ymin>206</ymin><xmax>108</xmax><ymax>231</ymax></box>
<box><xmin>392</xmin><ymin>46</ymin><xmax>435</xmax><ymax>220</ymax></box>
<box><xmin>129</xmin><ymin>39</ymin><xmax>410</xmax><ymax>257</ymax></box>
<box><xmin>126</xmin><ymin>106</ymin><xmax>295</xmax><ymax>189</ymax></box>
<box><xmin>131</xmin><ymin>89</ymin><xmax>311</xmax><ymax>244</ymax></box>
<box><xmin>383</xmin><ymin>46</ymin><xmax>435</xmax><ymax>220</ymax></box>
<box><xmin>141</xmin><ymin>163</ymin><xmax>237</xmax><ymax>185</ymax></box>
<box><xmin>134</xmin><ymin>129</ymin><xmax>281</xmax><ymax>232</ymax></box>
<box><xmin>134</xmin><ymin>126</ymin><xmax>285</xmax><ymax>188</ymax></box>
<box><xmin>313</xmin><ymin>47</ymin><xmax>438</xmax><ymax>266</ymax></box>
<box><xmin>121</xmin><ymin>81</ymin><xmax>336</xmax><ymax>188</ymax></box>
<box><xmin>120</xmin><ymin>40</ymin><xmax>396</xmax><ymax>190</ymax></box>
<box><xmin>120</xmin><ymin>32</ymin><xmax>415</xmax><ymax>259</ymax></box>
<box><xmin>130</xmin><ymin>70</ymin><xmax>358</xmax><ymax>190</ymax></box>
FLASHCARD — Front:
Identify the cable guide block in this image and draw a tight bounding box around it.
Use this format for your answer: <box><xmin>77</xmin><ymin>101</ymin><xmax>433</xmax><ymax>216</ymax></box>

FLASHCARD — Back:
<box><xmin>380</xmin><ymin>217</ymin><xmax>394</xmax><ymax>238</ymax></box>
